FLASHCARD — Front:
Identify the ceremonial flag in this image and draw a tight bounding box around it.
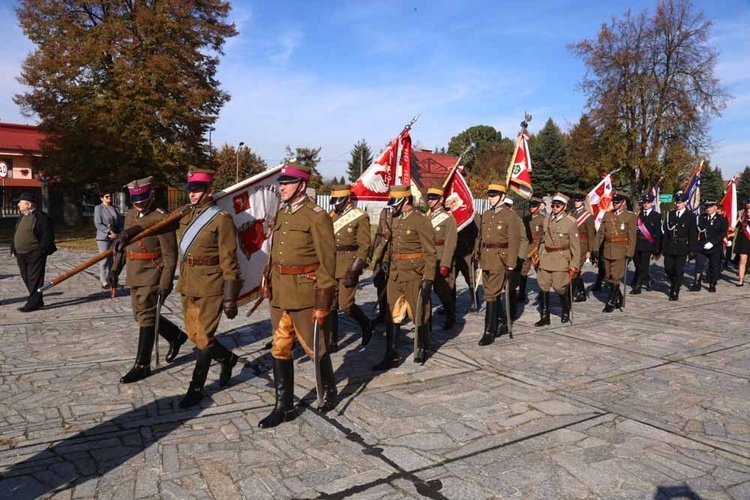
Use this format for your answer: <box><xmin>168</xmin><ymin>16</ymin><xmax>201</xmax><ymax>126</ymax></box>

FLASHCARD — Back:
<box><xmin>721</xmin><ymin>176</ymin><xmax>738</xmax><ymax>229</ymax></box>
<box><xmin>651</xmin><ymin>185</ymin><xmax>661</xmax><ymax>214</ymax></box>
<box><xmin>685</xmin><ymin>163</ymin><xmax>702</xmax><ymax>215</ymax></box>
<box><xmin>586</xmin><ymin>173</ymin><xmax>613</xmax><ymax>230</ymax></box>
<box><xmin>399</xmin><ymin>128</ymin><xmax>413</xmax><ymax>186</ymax></box>
<box><xmin>214</xmin><ymin>165</ymin><xmax>283</xmax><ymax>303</ymax></box>
<box><xmin>350</xmin><ymin>135</ymin><xmax>399</xmax><ymax>201</ymax></box>
<box><xmin>505</xmin><ymin>131</ymin><xmax>533</xmax><ymax>199</ymax></box>
<box><xmin>443</xmin><ymin>164</ymin><xmax>476</xmax><ymax>231</ymax></box>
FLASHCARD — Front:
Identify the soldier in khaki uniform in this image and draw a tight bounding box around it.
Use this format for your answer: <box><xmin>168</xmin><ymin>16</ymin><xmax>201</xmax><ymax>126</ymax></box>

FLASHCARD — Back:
<box><xmin>519</xmin><ymin>197</ymin><xmax>545</xmax><ymax>304</ymax></box>
<box><xmin>259</xmin><ymin>162</ymin><xmax>337</xmax><ymax>428</ymax></box>
<box><xmin>475</xmin><ymin>182</ymin><xmax>521</xmax><ymax>345</ymax></box>
<box><xmin>426</xmin><ymin>187</ymin><xmax>458</xmax><ymax>330</ymax></box>
<box><xmin>328</xmin><ymin>184</ymin><xmax>372</xmax><ymax>351</ymax></box>
<box><xmin>454</xmin><ymin>212</ymin><xmax>480</xmax><ymax>312</ymax></box>
<box><xmin>373</xmin><ymin>185</ymin><xmax>436</xmax><ymax>369</ymax></box>
<box><xmin>534</xmin><ymin>193</ymin><xmax>580</xmax><ymax>326</ymax></box>
<box><xmin>592</xmin><ymin>193</ymin><xmax>637</xmax><ymax>312</ymax></box>
<box><xmin>568</xmin><ymin>192</ymin><xmax>596</xmax><ymax>302</ymax></box>
<box><xmin>108</xmin><ymin>177</ymin><xmax>188</xmax><ymax>384</ymax></box>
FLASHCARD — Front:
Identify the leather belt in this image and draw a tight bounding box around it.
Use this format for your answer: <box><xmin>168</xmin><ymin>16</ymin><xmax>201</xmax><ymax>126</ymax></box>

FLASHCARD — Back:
<box><xmin>531</xmin><ymin>238</ymin><xmax>541</xmax><ymax>243</ymax></box>
<box><xmin>545</xmin><ymin>246</ymin><xmax>567</xmax><ymax>252</ymax></box>
<box><xmin>336</xmin><ymin>245</ymin><xmax>358</xmax><ymax>252</ymax></box>
<box><xmin>394</xmin><ymin>252</ymin><xmax>423</xmax><ymax>260</ymax></box>
<box><xmin>607</xmin><ymin>237</ymin><xmax>628</xmax><ymax>243</ymax></box>
<box><xmin>273</xmin><ymin>263</ymin><xmax>319</xmax><ymax>275</ymax></box>
<box><xmin>483</xmin><ymin>243</ymin><xmax>508</xmax><ymax>249</ymax></box>
<box><xmin>435</xmin><ymin>240</ymin><xmax>445</xmax><ymax>246</ymax></box>
<box><xmin>127</xmin><ymin>250</ymin><xmax>162</xmax><ymax>260</ymax></box>
<box><xmin>185</xmin><ymin>255</ymin><xmax>220</xmax><ymax>266</ymax></box>
<box><xmin>578</xmin><ymin>232</ymin><xmax>588</xmax><ymax>237</ymax></box>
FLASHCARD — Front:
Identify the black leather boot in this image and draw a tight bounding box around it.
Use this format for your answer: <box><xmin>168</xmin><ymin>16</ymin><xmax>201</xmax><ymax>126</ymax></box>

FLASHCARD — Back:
<box><xmin>159</xmin><ymin>317</ymin><xmax>188</xmax><ymax>363</ymax></box>
<box><xmin>441</xmin><ymin>299</ymin><xmax>456</xmax><ymax>330</ymax></box>
<box><xmin>645</xmin><ymin>276</ymin><xmax>654</xmax><ymax>292</ymax></box>
<box><xmin>629</xmin><ymin>279</ymin><xmax>642</xmax><ymax>294</ymax></box>
<box><xmin>210</xmin><ymin>340</ymin><xmax>239</xmax><ymax>387</ymax></box>
<box><xmin>478</xmin><ymin>301</ymin><xmax>498</xmax><ymax>345</ymax></box>
<box><xmin>688</xmin><ymin>275</ymin><xmax>702</xmax><ymax>292</ymax></box>
<box><xmin>573</xmin><ymin>277</ymin><xmax>586</xmax><ymax>302</ymax></box>
<box><xmin>603</xmin><ymin>284</ymin><xmax>617</xmax><ymax>313</ymax></box>
<box><xmin>179</xmin><ymin>346</ymin><xmax>213</xmax><ymax>408</ymax></box>
<box><xmin>258</xmin><ymin>358</ymin><xmax>297</xmax><ymax>428</ymax></box>
<box><xmin>708</xmin><ymin>281</ymin><xmax>717</xmax><ymax>293</ymax></box>
<box><xmin>372</xmin><ymin>322</ymin><xmax>399</xmax><ymax>371</ymax></box>
<box><xmin>350</xmin><ymin>304</ymin><xmax>373</xmax><ymax>346</ymax></box>
<box><xmin>560</xmin><ymin>288</ymin><xmax>571</xmax><ymax>323</ymax></box>
<box><xmin>592</xmin><ymin>269</ymin><xmax>604</xmax><ymax>291</ymax></box>
<box><xmin>517</xmin><ymin>276</ymin><xmax>528</xmax><ymax>304</ymax></box>
<box><xmin>673</xmin><ymin>283</ymin><xmax>681</xmax><ymax>301</ymax></box>
<box><xmin>318</xmin><ymin>353</ymin><xmax>337</xmax><ymax>412</ymax></box>
<box><xmin>613</xmin><ymin>285</ymin><xmax>624</xmax><ymax>310</ymax></box>
<box><xmin>329</xmin><ymin>309</ymin><xmax>340</xmax><ymax>352</ymax></box>
<box><xmin>120</xmin><ymin>326</ymin><xmax>155</xmax><ymax>383</ymax></box>
<box><xmin>414</xmin><ymin>324</ymin><xmax>430</xmax><ymax>363</ymax></box>
<box><xmin>535</xmin><ymin>292</ymin><xmax>550</xmax><ymax>327</ymax></box>
<box><xmin>496</xmin><ymin>299</ymin><xmax>509</xmax><ymax>337</ymax></box>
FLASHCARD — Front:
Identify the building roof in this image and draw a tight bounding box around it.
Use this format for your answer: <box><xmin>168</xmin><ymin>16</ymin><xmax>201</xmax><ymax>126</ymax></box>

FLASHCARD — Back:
<box><xmin>413</xmin><ymin>149</ymin><xmax>459</xmax><ymax>189</ymax></box>
<box><xmin>0</xmin><ymin>122</ymin><xmax>44</xmax><ymax>154</ymax></box>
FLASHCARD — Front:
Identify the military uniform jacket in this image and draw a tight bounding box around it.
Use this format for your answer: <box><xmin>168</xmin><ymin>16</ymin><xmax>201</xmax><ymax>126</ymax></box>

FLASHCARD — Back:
<box><xmin>175</xmin><ymin>203</ymin><xmax>239</xmax><ymax>298</ymax></box>
<box><xmin>270</xmin><ymin>196</ymin><xmax>336</xmax><ymax>309</ymax></box>
<box><xmin>430</xmin><ymin>207</ymin><xmax>457</xmax><ymax>265</ymax></box>
<box><xmin>697</xmin><ymin>213</ymin><xmax>728</xmax><ymax>253</ymax></box>
<box><xmin>455</xmin><ymin>213</ymin><xmax>479</xmax><ymax>258</ymax></box>
<box><xmin>524</xmin><ymin>212</ymin><xmax>545</xmax><ymax>247</ymax></box>
<box><xmin>475</xmin><ymin>205</ymin><xmax>521</xmax><ymax>271</ymax></box>
<box><xmin>661</xmin><ymin>210</ymin><xmax>698</xmax><ymax>256</ymax></box>
<box><xmin>570</xmin><ymin>207</ymin><xmax>596</xmax><ymax>254</ymax></box>
<box><xmin>113</xmin><ymin>206</ymin><xmax>177</xmax><ymax>290</ymax></box>
<box><xmin>389</xmin><ymin>208</ymin><xmax>437</xmax><ymax>283</ymax></box>
<box><xmin>635</xmin><ymin>209</ymin><xmax>663</xmax><ymax>252</ymax></box>
<box><xmin>369</xmin><ymin>207</ymin><xmax>392</xmax><ymax>269</ymax></box>
<box><xmin>594</xmin><ymin>210</ymin><xmax>637</xmax><ymax>259</ymax></box>
<box><xmin>539</xmin><ymin>214</ymin><xmax>581</xmax><ymax>272</ymax></box>
<box><xmin>331</xmin><ymin>205</ymin><xmax>371</xmax><ymax>278</ymax></box>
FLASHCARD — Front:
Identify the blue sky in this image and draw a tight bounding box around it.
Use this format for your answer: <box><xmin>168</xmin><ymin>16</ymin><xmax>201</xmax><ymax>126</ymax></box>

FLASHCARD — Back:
<box><xmin>1</xmin><ymin>0</ymin><xmax>748</xmax><ymax>180</ymax></box>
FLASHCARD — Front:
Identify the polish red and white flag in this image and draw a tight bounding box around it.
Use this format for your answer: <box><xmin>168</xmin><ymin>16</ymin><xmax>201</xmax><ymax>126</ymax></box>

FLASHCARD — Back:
<box><xmin>586</xmin><ymin>173</ymin><xmax>614</xmax><ymax>230</ymax></box>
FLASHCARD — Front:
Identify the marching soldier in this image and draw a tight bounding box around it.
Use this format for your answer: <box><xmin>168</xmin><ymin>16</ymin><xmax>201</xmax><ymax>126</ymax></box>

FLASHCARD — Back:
<box><xmin>568</xmin><ymin>193</ymin><xmax>595</xmax><ymax>302</ymax></box>
<box><xmin>631</xmin><ymin>194</ymin><xmax>662</xmax><ymax>294</ymax></box>
<box><xmin>592</xmin><ymin>193</ymin><xmax>637</xmax><ymax>312</ymax></box>
<box><xmin>372</xmin><ymin>185</ymin><xmax>436</xmax><ymax>369</ymax></box>
<box><xmin>534</xmin><ymin>193</ymin><xmax>580</xmax><ymax>325</ymax></box>
<box><xmin>259</xmin><ymin>162</ymin><xmax>337</xmax><ymax>427</ymax></box>
<box><xmin>426</xmin><ymin>186</ymin><xmax>458</xmax><ymax>330</ymax></box>
<box><xmin>690</xmin><ymin>200</ymin><xmax>728</xmax><ymax>292</ymax></box>
<box><xmin>328</xmin><ymin>184</ymin><xmax>372</xmax><ymax>351</ymax></box>
<box><xmin>369</xmin><ymin>207</ymin><xmax>392</xmax><ymax>325</ymax></box>
<box><xmin>519</xmin><ymin>197</ymin><xmax>545</xmax><ymax>304</ymax></box>
<box><xmin>108</xmin><ymin>177</ymin><xmax>188</xmax><ymax>384</ymax></box>
<box><xmin>475</xmin><ymin>181</ymin><xmax>521</xmax><ymax>345</ymax></box>
<box><xmin>661</xmin><ymin>193</ymin><xmax>698</xmax><ymax>300</ymax></box>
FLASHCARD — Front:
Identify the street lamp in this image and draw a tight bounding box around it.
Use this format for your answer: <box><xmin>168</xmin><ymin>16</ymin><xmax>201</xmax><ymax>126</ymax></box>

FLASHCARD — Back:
<box><xmin>235</xmin><ymin>141</ymin><xmax>245</xmax><ymax>183</ymax></box>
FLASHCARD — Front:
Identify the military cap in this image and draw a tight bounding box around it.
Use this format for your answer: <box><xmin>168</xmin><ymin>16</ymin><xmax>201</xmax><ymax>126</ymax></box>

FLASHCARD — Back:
<box><xmin>529</xmin><ymin>196</ymin><xmax>543</xmax><ymax>207</ymax></box>
<box><xmin>703</xmin><ymin>200</ymin><xmax>717</xmax><ymax>207</ymax></box>
<box><xmin>125</xmin><ymin>176</ymin><xmax>154</xmax><ymax>202</ymax></box>
<box><xmin>551</xmin><ymin>192</ymin><xmax>569</xmax><ymax>205</ymax></box>
<box><xmin>640</xmin><ymin>194</ymin><xmax>655</xmax><ymax>203</ymax></box>
<box><xmin>277</xmin><ymin>161</ymin><xmax>311</xmax><ymax>184</ymax></box>
<box><xmin>425</xmin><ymin>186</ymin><xmax>444</xmax><ymax>199</ymax></box>
<box><xmin>13</xmin><ymin>192</ymin><xmax>35</xmax><ymax>203</ymax></box>
<box><xmin>487</xmin><ymin>181</ymin><xmax>506</xmax><ymax>195</ymax></box>
<box><xmin>185</xmin><ymin>169</ymin><xmax>215</xmax><ymax>190</ymax></box>
<box><xmin>330</xmin><ymin>184</ymin><xmax>351</xmax><ymax>205</ymax></box>
<box><xmin>388</xmin><ymin>185</ymin><xmax>411</xmax><ymax>206</ymax></box>
<box><xmin>612</xmin><ymin>193</ymin><xmax>627</xmax><ymax>203</ymax></box>
<box><xmin>571</xmin><ymin>192</ymin><xmax>586</xmax><ymax>202</ymax></box>
<box><xmin>674</xmin><ymin>192</ymin><xmax>689</xmax><ymax>203</ymax></box>
<box><xmin>503</xmin><ymin>197</ymin><xmax>514</xmax><ymax>206</ymax></box>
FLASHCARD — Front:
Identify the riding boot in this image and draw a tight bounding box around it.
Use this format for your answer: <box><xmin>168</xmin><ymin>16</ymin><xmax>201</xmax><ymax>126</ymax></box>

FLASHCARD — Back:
<box><xmin>573</xmin><ymin>277</ymin><xmax>587</xmax><ymax>302</ymax></box>
<box><xmin>603</xmin><ymin>284</ymin><xmax>617</xmax><ymax>313</ymax></box>
<box><xmin>592</xmin><ymin>268</ymin><xmax>604</xmax><ymax>291</ymax></box>
<box><xmin>258</xmin><ymin>358</ymin><xmax>297</xmax><ymax>428</ymax></box>
<box><xmin>508</xmin><ymin>282</ymin><xmax>519</xmax><ymax>321</ymax></box>
<box><xmin>318</xmin><ymin>353</ymin><xmax>337</xmax><ymax>412</ymax></box>
<box><xmin>535</xmin><ymin>292</ymin><xmax>550</xmax><ymax>327</ymax></box>
<box><xmin>414</xmin><ymin>324</ymin><xmax>430</xmax><ymax>363</ymax></box>
<box><xmin>708</xmin><ymin>281</ymin><xmax>717</xmax><ymax>293</ymax></box>
<box><xmin>560</xmin><ymin>288</ymin><xmax>571</xmax><ymax>323</ymax></box>
<box><xmin>688</xmin><ymin>275</ymin><xmax>702</xmax><ymax>292</ymax></box>
<box><xmin>645</xmin><ymin>275</ymin><xmax>654</xmax><ymax>292</ymax></box>
<box><xmin>159</xmin><ymin>318</ymin><xmax>189</xmax><ymax>363</ymax></box>
<box><xmin>210</xmin><ymin>340</ymin><xmax>239</xmax><ymax>387</ymax></box>
<box><xmin>673</xmin><ymin>283</ymin><xmax>681</xmax><ymax>301</ymax></box>
<box><xmin>517</xmin><ymin>276</ymin><xmax>528</xmax><ymax>304</ymax></box>
<box><xmin>441</xmin><ymin>299</ymin><xmax>456</xmax><ymax>330</ymax></box>
<box><xmin>350</xmin><ymin>304</ymin><xmax>373</xmax><ymax>346</ymax></box>
<box><xmin>629</xmin><ymin>277</ymin><xmax>642</xmax><ymax>294</ymax></box>
<box><xmin>178</xmin><ymin>346</ymin><xmax>213</xmax><ymax>408</ymax></box>
<box><xmin>478</xmin><ymin>301</ymin><xmax>498</xmax><ymax>345</ymax></box>
<box><xmin>613</xmin><ymin>285</ymin><xmax>624</xmax><ymax>310</ymax></box>
<box><xmin>496</xmin><ymin>299</ymin><xmax>509</xmax><ymax>337</ymax></box>
<box><xmin>372</xmin><ymin>322</ymin><xmax>399</xmax><ymax>371</ymax></box>
<box><xmin>120</xmin><ymin>326</ymin><xmax>155</xmax><ymax>384</ymax></box>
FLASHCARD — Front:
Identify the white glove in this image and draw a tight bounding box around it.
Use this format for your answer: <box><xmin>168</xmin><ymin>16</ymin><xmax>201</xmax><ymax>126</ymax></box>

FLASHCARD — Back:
<box><xmin>703</xmin><ymin>242</ymin><xmax>713</xmax><ymax>250</ymax></box>
<box><xmin>727</xmin><ymin>240</ymin><xmax>732</xmax><ymax>247</ymax></box>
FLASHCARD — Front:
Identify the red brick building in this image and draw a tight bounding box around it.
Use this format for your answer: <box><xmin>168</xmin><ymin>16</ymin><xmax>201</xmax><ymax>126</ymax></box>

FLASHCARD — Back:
<box><xmin>0</xmin><ymin>122</ymin><xmax>46</xmax><ymax>216</ymax></box>
<box><xmin>412</xmin><ymin>149</ymin><xmax>459</xmax><ymax>190</ymax></box>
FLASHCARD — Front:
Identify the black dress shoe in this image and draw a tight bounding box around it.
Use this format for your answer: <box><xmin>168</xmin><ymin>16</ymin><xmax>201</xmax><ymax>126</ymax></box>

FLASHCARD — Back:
<box><xmin>18</xmin><ymin>304</ymin><xmax>40</xmax><ymax>312</ymax></box>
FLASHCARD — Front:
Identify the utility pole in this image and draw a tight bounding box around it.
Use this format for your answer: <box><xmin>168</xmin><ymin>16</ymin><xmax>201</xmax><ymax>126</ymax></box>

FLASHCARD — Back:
<box><xmin>235</xmin><ymin>141</ymin><xmax>245</xmax><ymax>184</ymax></box>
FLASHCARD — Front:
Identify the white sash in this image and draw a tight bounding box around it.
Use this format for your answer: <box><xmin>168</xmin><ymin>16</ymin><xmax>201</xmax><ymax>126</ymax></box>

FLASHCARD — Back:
<box><xmin>179</xmin><ymin>204</ymin><xmax>222</xmax><ymax>261</ymax></box>
<box><xmin>431</xmin><ymin>211</ymin><xmax>450</xmax><ymax>229</ymax></box>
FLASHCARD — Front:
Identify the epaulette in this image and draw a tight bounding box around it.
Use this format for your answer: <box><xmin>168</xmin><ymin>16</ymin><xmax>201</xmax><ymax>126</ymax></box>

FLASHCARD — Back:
<box><xmin>566</xmin><ymin>215</ymin><xmax>576</xmax><ymax>221</ymax></box>
<box><xmin>312</xmin><ymin>205</ymin><xmax>323</xmax><ymax>213</ymax></box>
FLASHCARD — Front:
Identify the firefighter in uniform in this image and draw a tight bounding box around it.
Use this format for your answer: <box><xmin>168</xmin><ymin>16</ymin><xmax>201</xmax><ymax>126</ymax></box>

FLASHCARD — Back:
<box><xmin>592</xmin><ymin>193</ymin><xmax>637</xmax><ymax>312</ymax></box>
<box><xmin>369</xmin><ymin>207</ymin><xmax>392</xmax><ymax>325</ymax></box>
<box><xmin>661</xmin><ymin>193</ymin><xmax>698</xmax><ymax>300</ymax></box>
<box><xmin>568</xmin><ymin>192</ymin><xmax>595</xmax><ymax>302</ymax></box>
<box><xmin>328</xmin><ymin>184</ymin><xmax>372</xmax><ymax>351</ymax></box>
<box><xmin>631</xmin><ymin>194</ymin><xmax>662</xmax><ymax>294</ymax></box>
<box><xmin>372</xmin><ymin>185</ymin><xmax>436</xmax><ymax>369</ymax></box>
<box><xmin>108</xmin><ymin>177</ymin><xmax>188</xmax><ymax>384</ymax></box>
<box><xmin>426</xmin><ymin>186</ymin><xmax>458</xmax><ymax>330</ymax></box>
<box><xmin>534</xmin><ymin>193</ymin><xmax>580</xmax><ymax>325</ymax></box>
<box><xmin>475</xmin><ymin>181</ymin><xmax>521</xmax><ymax>345</ymax></box>
<box><xmin>259</xmin><ymin>162</ymin><xmax>337</xmax><ymax>428</ymax></box>
<box><xmin>690</xmin><ymin>200</ymin><xmax>728</xmax><ymax>293</ymax></box>
<box><xmin>519</xmin><ymin>197</ymin><xmax>545</xmax><ymax>304</ymax></box>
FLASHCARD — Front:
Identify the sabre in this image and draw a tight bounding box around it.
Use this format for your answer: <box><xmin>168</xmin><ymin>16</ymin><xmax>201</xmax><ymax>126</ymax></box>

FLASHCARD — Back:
<box><xmin>245</xmin><ymin>295</ymin><xmax>265</xmax><ymax>317</ymax></box>
<box><xmin>414</xmin><ymin>291</ymin><xmax>424</xmax><ymax>358</ymax></box>
<box><xmin>504</xmin><ymin>282</ymin><xmax>513</xmax><ymax>339</ymax></box>
<box><xmin>568</xmin><ymin>274</ymin><xmax>575</xmax><ymax>325</ymax></box>
<box><xmin>473</xmin><ymin>265</ymin><xmax>482</xmax><ymax>313</ymax></box>
<box><xmin>313</xmin><ymin>318</ymin><xmax>324</xmax><ymax>408</ymax></box>
<box><xmin>622</xmin><ymin>258</ymin><xmax>631</xmax><ymax>308</ymax></box>
<box><xmin>154</xmin><ymin>293</ymin><xmax>162</xmax><ymax>366</ymax></box>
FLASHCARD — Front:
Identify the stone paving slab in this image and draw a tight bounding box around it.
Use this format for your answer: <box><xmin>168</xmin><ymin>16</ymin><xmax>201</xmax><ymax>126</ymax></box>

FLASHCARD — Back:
<box><xmin>1</xmin><ymin>248</ymin><xmax>750</xmax><ymax>499</ymax></box>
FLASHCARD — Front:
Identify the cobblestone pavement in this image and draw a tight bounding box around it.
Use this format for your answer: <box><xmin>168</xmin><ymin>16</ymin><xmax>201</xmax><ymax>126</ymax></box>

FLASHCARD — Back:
<box><xmin>1</xmin><ymin>247</ymin><xmax>749</xmax><ymax>499</ymax></box>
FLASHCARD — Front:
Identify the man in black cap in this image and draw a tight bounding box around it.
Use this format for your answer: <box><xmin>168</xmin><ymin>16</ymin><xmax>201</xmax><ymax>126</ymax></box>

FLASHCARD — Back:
<box><xmin>631</xmin><ymin>194</ymin><xmax>662</xmax><ymax>294</ymax></box>
<box><xmin>661</xmin><ymin>193</ymin><xmax>698</xmax><ymax>300</ymax></box>
<box><xmin>10</xmin><ymin>192</ymin><xmax>56</xmax><ymax>312</ymax></box>
<box><xmin>690</xmin><ymin>200</ymin><xmax>728</xmax><ymax>292</ymax></box>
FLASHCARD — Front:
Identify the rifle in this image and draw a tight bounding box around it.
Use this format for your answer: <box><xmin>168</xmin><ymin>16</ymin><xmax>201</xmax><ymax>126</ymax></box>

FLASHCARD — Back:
<box><xmin>313</xmin><ymin>319</ymin><xmax>324</xmax><ymax>409</ymax></box>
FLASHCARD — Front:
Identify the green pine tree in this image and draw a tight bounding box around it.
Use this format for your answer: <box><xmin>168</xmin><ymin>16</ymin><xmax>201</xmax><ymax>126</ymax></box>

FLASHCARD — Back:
<box><xmin>347</xmin><ymin>140</ymin><xmax>373</xmax><ymax>183</ymax></box>
<box><xmin>699</xmin><ymin>161</ymin><xmax>724</xmax><ymax>204</ymax></box>
<box><xmin>737</xmin><ymin>166</ymin><xmax>750</xmax><ymax>206</ymax></box>
<box><xmin>529</xmin><ymin>118</ymin><xmax>576</xmax><ymax>197</ymax></box>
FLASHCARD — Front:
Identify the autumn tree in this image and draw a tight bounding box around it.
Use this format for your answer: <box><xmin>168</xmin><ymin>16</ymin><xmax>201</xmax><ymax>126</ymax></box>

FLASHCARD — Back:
<box><xmin>529</xmin><ymin>118</ymin><xmax>576</xmax><ymax>196</ymax></box>
<box><xmin>447</xmin><ymin>125</ymin><xmax>504</xmax><ymax>173</ymax></box>
<box><xmin>568</xmin><ymin>0</ymin><xmax>730</xmax><ymax>194</ymax></box>
<box><xmin>212</xmin><ymin>144</ymin><xmax>267</xmax><ymax>191</ymax></box>
<box><xmin>15</xmin><ymin>1</ymin><xmax>237</xmax><ymax>201</ymax></box>
<box><xmin>566</xmin><ymin>114</ymin><xmax>604</xmax><ymax>189</ymax></box>
<box><xmin>347</xmin><ymin>140</ymin><xmax>373</xmax><ymax>183</ymax></box>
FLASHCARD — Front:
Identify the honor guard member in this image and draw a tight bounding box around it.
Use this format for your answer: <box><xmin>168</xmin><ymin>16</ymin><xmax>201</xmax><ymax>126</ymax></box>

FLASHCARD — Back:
<box><xmin>519</xmin><ymin>197</ymin><xmax>545</xmax><ymax>304</ymax></box>
<box><xmin>373</xmin><ymin>185</ymin><xmax>436</xmax><ymax>369</ymax></box>
<box><xmin>662</xmin><ymin>193</ymin><xmax>698</xmax><ymax>300</ymax></box>
<box><xmin>329</xmin><ymin>184</ymin><xmax>372</xmax><ymax>351</ymax></box>
<box><xmin>534</xmin><ymin>193</ymin><xmax>580</xmax><ymax>325</ymax></box>
<box><xmin>631</xmin><ymin>194</ymin><xmax>662</xmax><ymax>294</ymax></box>
<box><xmin>592</xmin><ymin>193</ymin><xmax>637</xmax><ymax>312</ymax></box>
<box><xmin>426</xmin><ymin>186</ymin><xmax>458</xmax><ymax>330</ymax></box>
<box><xmin>108</xmin><ymin>177</ymin><xmax>188</xmax><ymax>383</ymax></box>
<box><xmin>259</xmin><ymin>162</ymin><xmax>337</xmax><ymax>428</ymax></box>
<box><xmin>568</xmin><ymin>192</ymin><xmax>595</xmax><ymax>302</ymax></box>
<box><xmin>369</xmin><ymin>207</ymin><xmax>392</xmax><ymax>325</ymax></box>
<box><xmin>690</xmin><ymin>200</ymin><xmax>728</xmax><ymax>292</ymax></box>
<box><xmin>455</xmin><ymin>212</ymin><xmax>481</xmax><ymax>312</ymax></box>
<box><xmin>475</xmin><ymin>181</ymin><xmax>521</xmax><ymax>345</ymax></box>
